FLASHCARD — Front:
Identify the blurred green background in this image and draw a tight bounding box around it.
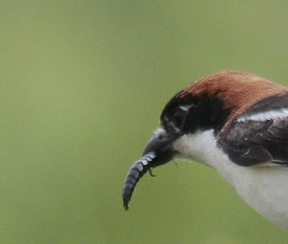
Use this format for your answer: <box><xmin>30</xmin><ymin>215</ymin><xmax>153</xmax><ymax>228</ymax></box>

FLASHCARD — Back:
<box><xmin>1</xmin><ymin>0</ymin><xmax>288</xmax><ymax>243</ymax></box>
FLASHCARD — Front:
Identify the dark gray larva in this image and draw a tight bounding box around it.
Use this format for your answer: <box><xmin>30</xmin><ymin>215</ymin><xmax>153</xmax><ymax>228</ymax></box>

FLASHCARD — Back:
<box><xmin>122</xmin><ymin>152</ymin><xmax>156</xmax><ymax>210</ymax></box>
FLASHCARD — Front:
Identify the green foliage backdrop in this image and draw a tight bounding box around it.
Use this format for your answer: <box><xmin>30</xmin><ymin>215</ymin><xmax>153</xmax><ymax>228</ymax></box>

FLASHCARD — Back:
<box><xmin>1</xmin><ymin>1</ymin><xmax>288</xmax><ymax>243</ymax></box>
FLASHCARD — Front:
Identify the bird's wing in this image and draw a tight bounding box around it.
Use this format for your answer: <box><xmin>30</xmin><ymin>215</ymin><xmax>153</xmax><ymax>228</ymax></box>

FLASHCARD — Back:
<box><xmin>219</xmin><ymin>118</ymin><xmax>288</xmax><ymax>166</ymax></box>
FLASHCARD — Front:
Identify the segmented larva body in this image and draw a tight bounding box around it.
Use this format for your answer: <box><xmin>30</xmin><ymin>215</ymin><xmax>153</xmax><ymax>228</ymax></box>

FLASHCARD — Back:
<box><xmin>122</xmin><ymin>152</ymin><xmax>156</xmax><ymax>210</ymax></box>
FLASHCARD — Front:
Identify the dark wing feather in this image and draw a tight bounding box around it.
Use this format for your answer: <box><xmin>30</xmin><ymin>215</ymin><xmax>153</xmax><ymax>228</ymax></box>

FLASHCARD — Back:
<box><xmin>219</xmin><ymin>118</ymin><xmax>288</xmax><ymax>166</ymax></box>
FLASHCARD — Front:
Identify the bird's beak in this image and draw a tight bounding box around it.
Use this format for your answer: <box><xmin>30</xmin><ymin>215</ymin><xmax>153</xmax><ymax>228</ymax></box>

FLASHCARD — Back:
<box><xmin>122</xmin><ymin>132</ymin><xmax>176</xmax><ymax>210</ymax></box>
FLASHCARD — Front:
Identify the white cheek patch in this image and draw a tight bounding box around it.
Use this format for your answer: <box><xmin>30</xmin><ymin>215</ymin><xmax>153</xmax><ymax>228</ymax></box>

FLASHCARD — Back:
<box><xmin>173</xmin><ymin>129</ymin><xmax>228</xmax><ymax>168</ymax></box>
<box><xmin>237</xmin><ymin>108</ymin><xmax>288</xmax><ymax>122</ymax></box>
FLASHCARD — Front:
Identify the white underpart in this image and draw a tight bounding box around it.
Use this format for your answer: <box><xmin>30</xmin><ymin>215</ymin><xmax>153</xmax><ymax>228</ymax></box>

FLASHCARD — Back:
<box><xmin>173</xmin><ymin>129</ymin><xmax>288</xmax><ymax>230</ymax></box>
<box><xmin>237</xmin><ymin>108</ymin><xmax>288</xmax><ymax>122</ymax></box>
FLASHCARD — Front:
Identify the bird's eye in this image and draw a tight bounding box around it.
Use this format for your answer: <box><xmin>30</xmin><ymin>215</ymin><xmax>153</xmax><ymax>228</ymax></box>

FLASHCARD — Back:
<box><xmin>171</xmin><ymin>106</ymin><xmax>191</xmax><ymax>129</ymax></box>
<box><xmin>161</xmin><ymin>98</ymin><xmax>199</xmax><ymax>133</ymax></box>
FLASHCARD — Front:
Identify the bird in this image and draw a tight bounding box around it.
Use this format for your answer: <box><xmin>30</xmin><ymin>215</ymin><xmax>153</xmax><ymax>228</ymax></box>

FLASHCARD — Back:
<box><xmin>122</xmin><ymin>70</ymin><xmax>288</xmax><ymax>231</ymax></box>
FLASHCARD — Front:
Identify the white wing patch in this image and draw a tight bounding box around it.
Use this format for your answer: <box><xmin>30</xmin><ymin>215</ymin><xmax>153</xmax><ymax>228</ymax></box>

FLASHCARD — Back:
<box><xmin>237</xmin><ymin>108</ymin><xmax>288</xmax><ymax>122</ymax></box>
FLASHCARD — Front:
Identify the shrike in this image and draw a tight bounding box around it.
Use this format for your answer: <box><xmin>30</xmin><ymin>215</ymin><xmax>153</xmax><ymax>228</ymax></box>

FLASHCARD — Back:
<box><xmin>123</xmin><ymin>71</ymin><xmax>288</xmax><ymax>231</ymax></box>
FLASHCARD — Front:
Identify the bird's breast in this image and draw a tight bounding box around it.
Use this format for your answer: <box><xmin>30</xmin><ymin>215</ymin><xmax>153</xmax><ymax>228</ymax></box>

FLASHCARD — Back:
<box><xmin>173</xmin><ymin>129</ymin><xmax>288</xmax><ymax>230</ymax></box>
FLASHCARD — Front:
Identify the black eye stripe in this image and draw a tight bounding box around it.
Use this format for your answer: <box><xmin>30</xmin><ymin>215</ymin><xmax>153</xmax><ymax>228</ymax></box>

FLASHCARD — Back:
<box><xmin>173</xmin><ymin>110</ymin><xmax>187</xmax><ymax>125</ymax></box>
<box><xmin>162</xmin><ymin>107</ymin><xmax>190</xmax><ymax>133</ymax></box>
<box><xmin>161</xmin><ymin>94</ymin><xmax>230</xmax><ymax>134</ymax></box>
